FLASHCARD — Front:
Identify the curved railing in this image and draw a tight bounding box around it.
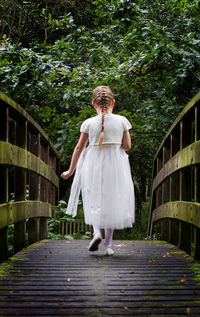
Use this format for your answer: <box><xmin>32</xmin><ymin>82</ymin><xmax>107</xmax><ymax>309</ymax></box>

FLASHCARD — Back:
<box><xmin>0</xmin><ymin>92</ymin><xmax>59</xmax><ymax>260</ymax></box>
<box><xmin>148</xmin><ymin>91</ymin><xmax>200</xmax><ymax>260</ymax></box>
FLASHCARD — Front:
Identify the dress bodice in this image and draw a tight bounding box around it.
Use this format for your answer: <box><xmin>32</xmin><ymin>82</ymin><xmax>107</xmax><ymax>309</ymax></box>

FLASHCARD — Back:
<box><xmin>80</xmin><ymin>114</ymin><xmax>131</xmax><ymax>145</ymax></box>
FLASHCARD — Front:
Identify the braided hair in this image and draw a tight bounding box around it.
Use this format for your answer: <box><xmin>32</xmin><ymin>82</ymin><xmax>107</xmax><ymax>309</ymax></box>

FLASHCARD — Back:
<box><xmin>92</xmin><ymin>86</ymin><xmax>114</xmax><ymax>147</ymax></box>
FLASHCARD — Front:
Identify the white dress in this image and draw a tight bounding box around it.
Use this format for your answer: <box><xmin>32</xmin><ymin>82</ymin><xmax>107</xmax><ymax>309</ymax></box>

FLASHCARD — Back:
<box><xmin>66</xmin><ymin>113</ymin><xmax>135</xmax><ymax>229</ymax></box>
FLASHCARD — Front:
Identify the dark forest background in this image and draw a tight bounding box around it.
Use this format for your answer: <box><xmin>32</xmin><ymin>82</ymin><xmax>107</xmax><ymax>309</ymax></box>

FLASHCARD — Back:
<box><xmin>1</xmin><ymin>0</ymin><xmax>200</xmax><ymax>224</ymax></box>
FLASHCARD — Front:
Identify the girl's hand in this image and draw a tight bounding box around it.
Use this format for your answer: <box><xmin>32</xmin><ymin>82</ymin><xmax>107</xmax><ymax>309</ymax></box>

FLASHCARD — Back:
<box><xmin>60</xmin><ymin>170</ymin><xmax>72</xmax><ymax>180</ymax></box>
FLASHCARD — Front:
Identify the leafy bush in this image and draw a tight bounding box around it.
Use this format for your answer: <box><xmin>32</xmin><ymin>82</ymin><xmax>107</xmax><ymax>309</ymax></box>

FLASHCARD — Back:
<box><xmin>8</xmin><ymin>224</ymin><xmax>14</xmax><ymax>256</ymax></box>
<box><xmin>1</xmin><ymin>0</ymin><xmax>200</xmax><ymax>240</ymax></box>
<box><xmin>48</xmin><ymin>200</ymin><xmax>74</xmax><ymax>239</ymax></box>
<box><xmin>48</xmin><ymin>200</ymin><xmax>91</xmax><ymax>240</ymax></box>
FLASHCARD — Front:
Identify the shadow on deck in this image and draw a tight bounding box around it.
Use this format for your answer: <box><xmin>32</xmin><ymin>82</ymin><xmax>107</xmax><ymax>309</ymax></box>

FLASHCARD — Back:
<box><xmin>0</xmin><ymin>239</ymin><xmax>200</xmax><ymax>316</ymax></box>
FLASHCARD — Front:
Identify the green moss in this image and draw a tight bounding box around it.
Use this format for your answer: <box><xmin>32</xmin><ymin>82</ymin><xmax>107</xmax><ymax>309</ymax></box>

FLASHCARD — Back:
<box><xmin>88</xmin><ymin>312</ymin><xmax>103</xmax><ymax>317</ymax></box>
<box><xmin>0</xmin><ymin>286</ymin><xmax>9</xmax><ymax>290</ymax></box>
<box><xmin>0</xmin><ymin>263</ymin><xmax>12</xmax><ymax>269</ymax></box>
<box><xmin>184</xmin><ymin>254</ymin><xmax>194</xmax><ymax>262</ymax></box>
<box><xmin>169</xmin><ymin>285</ymin><xmax>184</xmax><ymax>289</ymax></box>
<box><xmin>8</xmin><ymin>257</ymin><xmax>29</xmax><ymax>261</ymax></box>
<box><xmin>0</xmin><ymin>272</ymin><xmax>8</xmax><ymax>278</ymax></box>
<box><xmin>31</xmin><ymin>241</ymin><xmax>46</xmax><ymax>247</ymax></box>
<box><xmin>156</xmin><ymin>279</ymin><xmax>169</xmax><ymax>283</ymax></box>
<box><xmin>151</xmin><ymin>240</ymin><xmax>168</xmax><ymax>244</ymax></box>
<box><xmin>0</xmin><ymin>262</ymin><xmax>13</xmax><ymax>278</ymax></box>
<box><xmin>187</xmin><ymin>258</ymin><xmax>200</xmax><ymax>284</ymax></box>
<box><xmin>188</xmin><ymin>300</ymin><xmax>200</xmax><ymax>304</ymax></box>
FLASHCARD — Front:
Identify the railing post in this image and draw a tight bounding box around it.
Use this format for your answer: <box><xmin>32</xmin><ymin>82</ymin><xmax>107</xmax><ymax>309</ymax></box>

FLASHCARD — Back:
<box><xmin>0</xmin><ymin>227</ymin><xmax>8</xmax><ymax>261</ymax></box>
<box><xmin>0</xmin><ymin>105</ymin><xmax>9</xmax><ymax>260</ymax></box>
<box><xmin>194</xmin><ymin>227</ymin><xmax>200</xmax><ymax>260</ymax></box>
<box><xmin>39</xmin><ymin>217</ymin><xmax>48</xmax><ymax>240</ymax></box>
<box><xmin>160</xmin><ymin>219</ymin><xmax>169</xmax><ymax>241</ymax></box>
<box><xmin>14</xmin><ymin>118</ymin><xmax>27</xmax><ymax>253</ymax></box>
<box><xmin>180</xmin><ymin>221</ymin><xmax>192</xmax><ymax>255</ymax></box>
<box><xmin>169</xmin><ymin>218</ymin><xmax>179</xmax><ymax>247</ymax></box>
<box><xmin>29</xmin><ymin>217</ymin><xmax>40</xmax><ymax>244</ymax></box>
<box><xmin>195</xmin><ymin>106</ymin><xmax>198</xmax><ymax>142</ymax></box>
<box><xmin>14</xmin><ymin>220</ymin><xmax>26</xmax><ymax>253</ymax></box>
<box><xmin>61</xmin><ymin>221</ymin><xmax>65</xmax><ymax>235</ymax></box>
<box><xmin>177</xmin><ymin>220</ymin><xmax>182</xmax><ymax>249</ymax></box>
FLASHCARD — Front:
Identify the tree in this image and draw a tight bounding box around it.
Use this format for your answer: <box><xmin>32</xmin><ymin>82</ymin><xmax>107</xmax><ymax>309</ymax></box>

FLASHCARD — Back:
<box><xmin>1</xmin><ymin>0</ymin><xmax>200</xmax><ymax>206</ymax></box>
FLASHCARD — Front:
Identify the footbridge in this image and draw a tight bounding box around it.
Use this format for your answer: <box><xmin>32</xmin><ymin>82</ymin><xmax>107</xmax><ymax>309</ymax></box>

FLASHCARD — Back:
<box><xmin>0</xmin><ymin>92</ymin><xmax>200</xmax><ymax>316</ymax></box>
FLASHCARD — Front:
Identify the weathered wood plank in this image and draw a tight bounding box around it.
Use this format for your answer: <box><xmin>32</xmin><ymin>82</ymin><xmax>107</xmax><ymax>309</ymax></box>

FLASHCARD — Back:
<box><xmin>0</xmin><ymin>308</ymin><xmax>200</xmax><ymax>316</ymax></box>
<box><xmin>0</xmin><ymin>240</ymin><xmax>200</xmax><ymax>316</ymax></box>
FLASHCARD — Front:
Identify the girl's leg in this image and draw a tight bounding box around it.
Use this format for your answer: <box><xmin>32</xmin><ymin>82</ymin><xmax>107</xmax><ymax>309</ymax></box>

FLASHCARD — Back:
<box><xmin>104</xmin><ymin>228</ymin><xmax>114</xmax><ymax>248</ymax></box>
<box><xmin>93</xmin><ymin>225</ymin><xmax>101</xmax><ymax>237</ymax></box>
<box><xmin>88</xmin><ymin>225</ymin><xmax>102</xmax><ymax>252</ymax></box>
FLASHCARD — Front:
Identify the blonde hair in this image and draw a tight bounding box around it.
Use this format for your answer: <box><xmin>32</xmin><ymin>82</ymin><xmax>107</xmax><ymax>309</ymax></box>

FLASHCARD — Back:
<box><xmin>92</xmin><ymin>86</ymin><xmax>114</xmax><ymax>147</ymax></box>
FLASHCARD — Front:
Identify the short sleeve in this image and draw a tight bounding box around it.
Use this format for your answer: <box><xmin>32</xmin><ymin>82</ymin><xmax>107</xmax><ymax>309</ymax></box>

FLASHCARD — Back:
<box><xmin>122</xmin><ymin>116</ymin><xmax>132</xmax><ymax>131</ymax></box>
<box><xmin>80</xmin><ymin>119</ymin><xmax>89</xmax><ymax>133</ymax></box>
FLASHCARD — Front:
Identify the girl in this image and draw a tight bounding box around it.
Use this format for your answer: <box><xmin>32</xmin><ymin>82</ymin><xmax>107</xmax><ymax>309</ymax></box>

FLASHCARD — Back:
<box><xmin>61</xmin><ymin>86</ymin><xmax>135</xmax><ymax>255</ymax></box>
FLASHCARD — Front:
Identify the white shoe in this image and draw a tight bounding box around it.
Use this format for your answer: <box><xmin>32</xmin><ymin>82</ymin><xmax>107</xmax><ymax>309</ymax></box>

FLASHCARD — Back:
<box><xmin>88</xmin><ymin>234</ymin><xmax>102</xmax><ymax>252</ymax></box>
<box><xmin>105</xmin><ymin>247</ymin><xmax>114</xmax><ymax>256</ymax></box>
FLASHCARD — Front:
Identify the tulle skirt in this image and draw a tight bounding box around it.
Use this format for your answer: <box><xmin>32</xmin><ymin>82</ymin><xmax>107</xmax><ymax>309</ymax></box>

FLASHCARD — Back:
<box><xmin>66</xmin><ymin>144</ymin><xmax>135</xmax><ymax>229</ymax></box>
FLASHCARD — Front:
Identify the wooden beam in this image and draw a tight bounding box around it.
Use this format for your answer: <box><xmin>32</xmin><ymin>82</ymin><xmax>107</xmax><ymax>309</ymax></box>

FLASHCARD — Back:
<box><xmin>0</xmin><ymin>201</ymin><xmax>53</xmax><ymax>230</ymax></box>
<box><xmin>0</xmin><ymin>141</ymin><xmax>59</xmax><ymax>188</ymax></box>
<box><xmin>152</xmin><ymin>201</ymin><xmax>200</xmax><ymax>229</ymax></box>
<box><xmin>14</xmin><ymin>220</ymin><xmax>26</xmax><ymax>253</ymax></box>
<box><xmin>0</xmin><ymin>92</ymin><xmax>59</xmax><ymax>157</ymax></box>
<box><xmin>152</xmin><ymin>140</ymin><xmax>200</xmax><ymax>191</ymax></box>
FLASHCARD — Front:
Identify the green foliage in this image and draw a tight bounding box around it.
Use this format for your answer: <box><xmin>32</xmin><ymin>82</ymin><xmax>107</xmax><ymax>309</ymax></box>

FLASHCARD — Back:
<box><xmin>73</xmin><ymin>232</ymin><xmax>92</xmax><ymax>240</ymax></box>
<box><xmin>8</xmin><ymin>224</ymin><xmax>14</xmax><ymax>256</ymax></box>
<box><xmin>76</xmin><ymin>201</ymin><xmax>85</xmax><ymax>219</ymax></box>
<box><xmin>48</xmin><ymin>200</ymin><xmax>91</xmax><ymax>240</ymax></box>
<box><xmin>48</xmin><ymin>200</ymin><xmax>74</xmax><ymax>239</ymax></box>
<box><xmin>1</xmin><ymin>0</ymin><xmax>200</xmax><ymax>206</ymax></box>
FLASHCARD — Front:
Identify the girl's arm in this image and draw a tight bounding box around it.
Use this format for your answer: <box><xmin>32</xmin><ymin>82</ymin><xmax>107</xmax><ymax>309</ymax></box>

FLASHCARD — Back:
<box><xmin>122</xmin><ymin>130</ymin><xmax>131</xmax><ymax>151</ymax></box>
<box><xmin>60</xmin><ymin>132</ymin><xmax>88</xmax><ymax>180</ymax></box>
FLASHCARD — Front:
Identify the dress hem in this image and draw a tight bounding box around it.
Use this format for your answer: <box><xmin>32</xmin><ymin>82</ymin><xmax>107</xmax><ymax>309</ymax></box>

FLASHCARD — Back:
<box><xmin>84</xmin><ymin>221</ymin><xmax>135</xmax><ymax>230</ymax></box>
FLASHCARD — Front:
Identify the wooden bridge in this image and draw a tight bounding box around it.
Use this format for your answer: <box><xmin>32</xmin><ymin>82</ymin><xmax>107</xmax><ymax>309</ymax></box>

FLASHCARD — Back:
<box><xmin>0</xmin><ymin>92</ymin><xmax>59</xmax><ymax>259</ymax></box>
<box><xmin>0</xmin><ymin>92</ymin><xmax>200</xmax><ymax>316</ymax></box>
<box><xmin>148</xmin><ymin>91</ymin><xmax>200</xmax><ymax>261</ymax></box>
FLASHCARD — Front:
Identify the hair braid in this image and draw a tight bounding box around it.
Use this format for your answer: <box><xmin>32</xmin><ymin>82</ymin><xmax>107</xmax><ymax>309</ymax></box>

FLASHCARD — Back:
<box><xmin>92</xmin><ymin>86</ymin><xmax>114</xmax><ymax>147</ymax></box>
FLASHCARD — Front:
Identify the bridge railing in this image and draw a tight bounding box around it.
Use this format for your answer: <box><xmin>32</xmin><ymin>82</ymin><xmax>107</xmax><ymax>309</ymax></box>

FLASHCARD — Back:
<box><xmin>148</xmin><ymin>92</ymin><xmax>200</xmax><ymax>260</ymax></box>
<box><xmin>60</xmin><ymin>218</ymin><xmax>92</xmax><ymax>236</ymax></box>
<box><xmin>0</xmin><ymin>92</ymin><xmax>59</xmax><ymax>260</ymax></box>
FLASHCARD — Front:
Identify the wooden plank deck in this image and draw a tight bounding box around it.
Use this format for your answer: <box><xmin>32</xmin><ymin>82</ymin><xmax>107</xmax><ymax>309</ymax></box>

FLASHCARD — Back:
<box><xmin>0</xmin><ymin>239</ymin><xmax>200</xmax><ymax>316</ymax></box>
